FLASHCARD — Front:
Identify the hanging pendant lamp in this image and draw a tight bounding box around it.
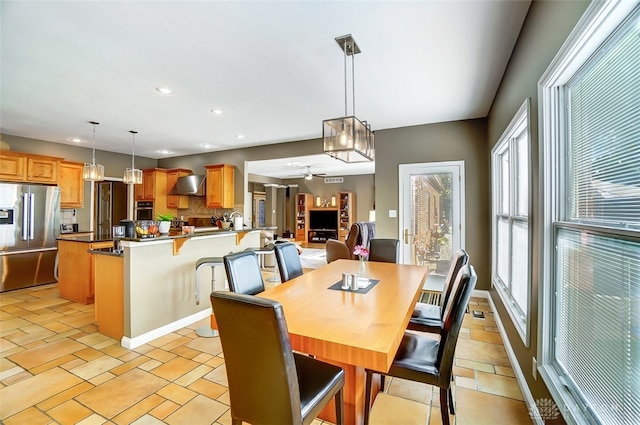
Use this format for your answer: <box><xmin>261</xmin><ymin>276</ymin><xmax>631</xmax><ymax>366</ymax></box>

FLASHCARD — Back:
<box><xmin>123</xmin><ymin>130</ymin><xmax>142</xmax><ymax>184</ymax></box>
<box><xmin>83</xmin><ymin>121</ymin><xmax>105</xmax><ymax>181</ymax></box>
<box><xmin>323</xmin><ymin>34</ymin><xmax>374</xmax><ymax>163</ymax></box>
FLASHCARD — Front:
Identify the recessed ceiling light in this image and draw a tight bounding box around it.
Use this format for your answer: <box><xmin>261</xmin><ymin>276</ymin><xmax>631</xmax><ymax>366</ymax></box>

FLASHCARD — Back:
<box><xmin>201</xmin><ymin>144</ymin><xmax>212</xmax><ymax>148</ymax></box>
<box><xmin>158</xmin><ymin>150</ymin><xmax>170</xmax><ymax>154</ymax></box>
<box><xmin>211</xmin><ymin>109</ymin><xmax>223</xmax><ymax>115</ymax></box>
<box><xmin>70</xmin><ymin>138</ymin><xmax>82</xmax><ymax>143</ymax></box>
<box><xmin>155</xmin><ymin>87</ymin><xmax>173</xmax><ymax>94</ymax></box>
<box><xmin>235</xmin><ymin>134</ymin><xmax>244</xmax><ymax>139</ymax></box>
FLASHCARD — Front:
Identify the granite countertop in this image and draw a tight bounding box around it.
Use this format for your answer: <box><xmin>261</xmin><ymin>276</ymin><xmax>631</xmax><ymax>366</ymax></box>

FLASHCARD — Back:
<box><xmin>57</xmin><ymin>235</ymin><xmax>113</xmax><ymax>243</ymax></box>
<box><xmin>120</xmin><ymin>227</ymin><xmax>257</xmax><ymax>242</ymax></box>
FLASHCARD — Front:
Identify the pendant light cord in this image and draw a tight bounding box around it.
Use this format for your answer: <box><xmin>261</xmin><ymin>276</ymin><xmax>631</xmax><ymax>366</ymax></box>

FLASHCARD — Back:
<box><xmin>89</xmin><ymin>121</ymin><xmax>99</xmax><ymax>165</ymax></box>
<box><xmin>129</xmin><ymin>130</ymin><xmax>137</xmax><ymax>169</ymax></box>
<box><xmin>344</xmin><ymin>39</ymin><xmax>348</xmax><ymax>117</ymax></box>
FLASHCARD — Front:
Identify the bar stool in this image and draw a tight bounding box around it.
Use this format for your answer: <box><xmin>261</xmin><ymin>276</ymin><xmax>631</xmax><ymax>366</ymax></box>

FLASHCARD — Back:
<box><xmin>245</xmin><ymin>244</ymin><xmax>280</xmax><ymax>283</ymax></box>
<box><xmin>195</xmin><ymin>256</ymin><xmax>225</xmax><ymax>337</ymax></box>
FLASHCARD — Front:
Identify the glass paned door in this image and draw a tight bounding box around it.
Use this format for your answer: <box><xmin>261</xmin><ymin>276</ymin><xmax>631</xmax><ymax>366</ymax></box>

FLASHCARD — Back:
<box><xmin>399</xmin><ymin>162</ymin><xmax>465</xmax><ymax>288</ymax></box>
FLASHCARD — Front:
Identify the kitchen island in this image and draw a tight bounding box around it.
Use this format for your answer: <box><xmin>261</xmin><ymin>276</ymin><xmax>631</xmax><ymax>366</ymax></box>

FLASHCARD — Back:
<box><xmin>90</xmin><ymin>229</ymin><xmax>260</xmax><ymax>349</ymax></box>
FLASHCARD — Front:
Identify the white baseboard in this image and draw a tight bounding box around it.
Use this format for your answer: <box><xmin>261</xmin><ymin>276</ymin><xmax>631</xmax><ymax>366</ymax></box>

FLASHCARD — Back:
<box><xmin>121</xmin><ymin>307</ymin><xmax>212</xmax><ymax>350</ymax></box>
<box><xmin>473</xmin><ymin>290</ymin><xmax>542</xmax><ymax>424</ymax></box>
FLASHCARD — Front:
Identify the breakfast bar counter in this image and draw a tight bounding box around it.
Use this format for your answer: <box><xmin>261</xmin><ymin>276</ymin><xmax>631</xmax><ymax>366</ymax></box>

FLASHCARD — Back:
<box><xmin>91</xmin><ymin>229</ymin><xmax>260</xmax><ymax>348</ymax></box>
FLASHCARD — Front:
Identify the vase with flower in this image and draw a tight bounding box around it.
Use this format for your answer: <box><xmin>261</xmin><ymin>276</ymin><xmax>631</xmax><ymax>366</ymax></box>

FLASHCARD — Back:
<box><xmin>353</xmin><ymin>245</ymin><xmax>370</xmax><ymax>279</ymax></box>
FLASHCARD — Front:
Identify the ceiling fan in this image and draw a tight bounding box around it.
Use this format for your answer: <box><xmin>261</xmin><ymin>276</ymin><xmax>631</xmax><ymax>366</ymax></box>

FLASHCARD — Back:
<box><xmin>300</xmin><ymin>165</ymin><xmax>326</xmax><ymax>180</ymax></box>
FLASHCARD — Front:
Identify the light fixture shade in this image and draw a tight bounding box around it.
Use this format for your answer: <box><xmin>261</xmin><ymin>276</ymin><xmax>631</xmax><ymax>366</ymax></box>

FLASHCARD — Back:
<box><xmin>83</xmin><ymin>163</ymin><xmax>104</xmax><ymax>181</ymax></box>
<box><xmin>124</xmin><ymin>168</ymin><xmax>143</xmax><ymax>184</ymax></box>
<box><xmin>323</xmin><ymin>116</ymin><xmax>374</xmax><ymax>163</ymax></box>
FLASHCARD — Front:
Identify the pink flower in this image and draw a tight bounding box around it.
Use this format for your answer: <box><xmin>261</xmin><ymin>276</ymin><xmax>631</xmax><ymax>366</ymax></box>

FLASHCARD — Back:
<box><xmin>353</xmin><ymin>245</ymin><xmax>369</xmax><ymax>257</ymax></box>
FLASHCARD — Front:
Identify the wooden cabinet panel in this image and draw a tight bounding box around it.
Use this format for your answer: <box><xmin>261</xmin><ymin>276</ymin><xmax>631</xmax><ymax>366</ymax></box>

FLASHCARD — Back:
<box><xmin>166</xmin><ymin>168</ymin><xmax>191</xmax><ymax>209</ymax></box>
<box><xmin>58</xmin><ymin>239</ymin><xmax>113</xmax><ymax>304</ymax></box>
<box><xmin>0</xmin><ymin>151</ymin><xmax>62</xmax><ymax>184</ymax></box>
<box><xmin>205</xmin><ymin>164</ymin><xmax>234</xmax><ymax>208</ymax></box>
<box><xmin>59</xmin><ymin>161</ymin><xmax>84</xmax><ymax>208</ymax></box>
<box><xmin>27</xmin><ymin>156</ymin><xmax>60</xmax><ymax>184</ymax></box>
<box><xmin>0</xmin><ymin>151</ymin><xmax>26</xmax><ymax>181</ymax></box>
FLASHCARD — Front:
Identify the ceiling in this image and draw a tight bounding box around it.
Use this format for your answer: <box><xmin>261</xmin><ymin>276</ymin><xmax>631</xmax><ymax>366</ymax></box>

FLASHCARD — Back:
<box><xmin>1</xmin><ymin>1</ymin><xmax>531</xmax><ymax>176</ymax></box>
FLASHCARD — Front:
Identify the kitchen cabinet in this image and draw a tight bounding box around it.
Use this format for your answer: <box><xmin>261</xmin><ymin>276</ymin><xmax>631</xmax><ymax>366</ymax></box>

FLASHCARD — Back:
<box><xmin>295</xmin><ymin>193</ymin><xmax>313</xmax><ymax>242</ymax></box>
<box><xmin>166</xmin><ymin>168</ymin><xmax>191</xmax><ymax>209</ymax></box>
<box><xmin>205</xmin><ymin>164</ymin><xmax>234</xmax><ymax>208</ymax></box>
<box><xmin>59</xmin><ymin>161</ymin><xmax>84</xmax><ymax>208</ymax></box>
<box><xmin>0</xmin><ymin>151</ymin><xmax>62</xmax><ymax>184</ymax></box>
<box><xmin>134</xmin><ymin>168</ymin><xmax>175</xmax><ymax>217</ymax></box>
<box><xmin>58</xmin><ymin>238</ymin><xmax>114</xmax><ymax>304</ymax></box>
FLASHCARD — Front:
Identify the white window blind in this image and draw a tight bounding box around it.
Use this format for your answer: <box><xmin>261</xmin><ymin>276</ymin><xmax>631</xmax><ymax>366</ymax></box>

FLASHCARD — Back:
<box><xmin>553</xmin><ymin>8</ymin><xmax>640</xmax><ymax>424</ymax></box>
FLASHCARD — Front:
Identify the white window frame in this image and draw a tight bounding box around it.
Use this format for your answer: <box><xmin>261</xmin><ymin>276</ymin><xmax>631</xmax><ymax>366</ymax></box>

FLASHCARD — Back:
<box><xmin>491</xmin><ymin>98</ymin><xmax>531</xmax><ymax>345</ymax></box>
<box><xmin>538</xmin><ymin>1</ymin><xmax>639</xmax><ymax>424</ymax></box>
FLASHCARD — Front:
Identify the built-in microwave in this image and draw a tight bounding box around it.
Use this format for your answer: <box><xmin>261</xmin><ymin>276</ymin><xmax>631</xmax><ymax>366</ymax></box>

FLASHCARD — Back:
<box><xmin>135</xmin><ymin>201</ymin><xmax>154</xmax><ymax>221</ymax></box>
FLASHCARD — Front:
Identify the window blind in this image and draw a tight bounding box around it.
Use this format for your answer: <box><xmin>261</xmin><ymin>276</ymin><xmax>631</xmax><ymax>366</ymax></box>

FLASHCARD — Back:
<box><xmin>555</xmin><ymin>10</ymin><xmax>640</xmax><ymax>424</ymax></box>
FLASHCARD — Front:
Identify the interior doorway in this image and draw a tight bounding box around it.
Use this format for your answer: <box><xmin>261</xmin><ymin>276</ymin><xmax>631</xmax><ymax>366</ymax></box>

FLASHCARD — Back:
<box><xmin>95</xmin><ymin>181</ymin><xmax>127</xmax><ymax>239</ymax></box>
<box><xmin>252</xmin><ymin>192</ymin><xmax>266</xmax><ymax>228</ymax></box>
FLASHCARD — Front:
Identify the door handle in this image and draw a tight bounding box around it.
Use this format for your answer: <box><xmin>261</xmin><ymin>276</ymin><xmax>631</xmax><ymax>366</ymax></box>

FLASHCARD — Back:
<box><xmin>404</xmin><ymin>228</ymin><xmax>410</xmax><ymax>244</ymax></box>
<box><xmin>29</xmin><ymin>193</ymin><xmax>35</xmax><ymax>240</ymax></box>
<box><xmin>22</xmin><ymin>193</ymin><xmax>29</xmax><ymax>240</ymax></box>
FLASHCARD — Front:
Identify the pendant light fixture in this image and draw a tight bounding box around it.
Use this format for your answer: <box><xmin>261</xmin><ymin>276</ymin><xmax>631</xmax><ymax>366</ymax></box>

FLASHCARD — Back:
<box><xmin>323</xmin><ymin>34</ymin><xmax>374</xmax><ymax>163</ymax></box>
<box><xmin>123</xmin><ymin>130</ymin><xmax>142</xmax><ymax>184</ymax></box>
<box><xmin>83</xmin><ymin>121</ymin><xmax>104</xmax><ymax>181</ymax></box>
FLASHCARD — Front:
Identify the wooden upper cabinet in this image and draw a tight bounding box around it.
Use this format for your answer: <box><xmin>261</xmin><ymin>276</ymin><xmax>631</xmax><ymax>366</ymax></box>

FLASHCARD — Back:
<box><xmin>0</xmin><ymin>151</ymin><xmax>62</xmax><ymax>184</ymax></box>
<box><xmin>60</xmin><ymin>161</ymin><xmax>84</xmax><ymax>208</ymax></box>
<box><xmin>205</xmin><ymin>164</ymin><xmax>234</xmax><ymax>208</ymax></box>
<box><xmin>0</xmin><ymin>151</ymin><xmax>26</xmax><ymax>181</ymax></box>
<box><xmin>135</xmin><ymin>168</ymin><xmax>175</xmax><ymax>215</ymax></box>
<box><xmin>166</xmin><ymin>168</ymin><xmax>191</xmax><ymax>209</ymax></box>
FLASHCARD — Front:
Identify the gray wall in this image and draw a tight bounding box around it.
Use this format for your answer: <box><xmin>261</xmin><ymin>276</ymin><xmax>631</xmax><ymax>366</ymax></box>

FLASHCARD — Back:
<box><xmin>486</xmin><ymin>0</ymin><xmax>590</xmax><ymax>421</ymax></box>
<box><xmin>375</xmin><ymin>119</ymin><xmax>490</xmax><ymax>289</ymax></box>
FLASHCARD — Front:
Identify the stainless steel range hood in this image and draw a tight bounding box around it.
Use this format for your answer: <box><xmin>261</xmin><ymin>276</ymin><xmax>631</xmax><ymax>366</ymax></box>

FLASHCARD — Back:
<box><xmin>169</xmin><ymin>175</ymin><xmax>206</xmax><ymax>196</ymax></box>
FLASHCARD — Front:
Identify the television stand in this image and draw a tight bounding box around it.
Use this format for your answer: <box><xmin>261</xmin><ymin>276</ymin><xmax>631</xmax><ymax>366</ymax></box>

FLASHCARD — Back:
<box><xmin>308</xmin><ymin>229</ymin><xmax>337</xmax><ymax>243</ymax></box>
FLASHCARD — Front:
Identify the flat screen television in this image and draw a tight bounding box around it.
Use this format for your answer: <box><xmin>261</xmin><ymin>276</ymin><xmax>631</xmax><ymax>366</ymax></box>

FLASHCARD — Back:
<box><xmin>309</xmin><ymin>210</ymin><xmax>338</xmax><ymax>230</ymax></box>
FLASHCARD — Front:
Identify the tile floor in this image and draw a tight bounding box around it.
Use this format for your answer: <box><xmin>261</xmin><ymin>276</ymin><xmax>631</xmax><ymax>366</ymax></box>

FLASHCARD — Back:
<box><xmin>0</xmin><ymin>280</ymin><xmax>532</xmax><ymax>424</ymax></box>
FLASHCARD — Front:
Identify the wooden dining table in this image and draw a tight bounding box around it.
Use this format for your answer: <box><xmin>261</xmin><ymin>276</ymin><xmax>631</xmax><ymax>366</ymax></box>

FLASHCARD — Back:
<box><xmin>255</xmin><ymin>259</ymin><xmax>429</xmax><ymax>425</ymax></box>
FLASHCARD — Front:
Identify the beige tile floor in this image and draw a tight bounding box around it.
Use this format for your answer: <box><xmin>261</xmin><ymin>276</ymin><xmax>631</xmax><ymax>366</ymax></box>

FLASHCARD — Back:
<box><xmin>1</xmin><ymin>278</ymin><xmax>532</xmax><ymax>424</ymax></box>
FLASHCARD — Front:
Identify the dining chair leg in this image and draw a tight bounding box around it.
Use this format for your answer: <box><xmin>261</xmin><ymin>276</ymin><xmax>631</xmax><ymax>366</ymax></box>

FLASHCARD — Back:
<box><xmin>440</xmin><ymin>388</ymin><xmax>450</xmax><ymax>425</ymax></box>
<box><xmin>335</xmin><ymin>388</ymin><xmax>344</xmax><ymax>425</ymax></box>
<box><xmin>380</xmin><ymin>375</ymin><xmax>386</xmax><ymax>392</ymax></box>
<box><xmin>231</xmin><ymin>419</ymin><xmax>242</xmax><ymax>425</ymax></box>
<box><xmin>448</xmin><ymin>386</ymin><xmax>455</xmax><ymax>415</ymax></box>
<box><xmin>364</xmin><ymin>371</ymin><xmax>373</xmax><ymax>425</ymax></box>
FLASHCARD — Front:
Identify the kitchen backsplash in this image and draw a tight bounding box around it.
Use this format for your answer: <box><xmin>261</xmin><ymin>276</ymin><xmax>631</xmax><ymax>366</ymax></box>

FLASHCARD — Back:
<box><xmin>176</xmin><ymin>196</ymin><xmax>243</xmax><ymax>219</ymax></box>
<box><xmin>60</xmin><ymin>208</ymin><xmax>77</xmax><ymax>225</ymax></box>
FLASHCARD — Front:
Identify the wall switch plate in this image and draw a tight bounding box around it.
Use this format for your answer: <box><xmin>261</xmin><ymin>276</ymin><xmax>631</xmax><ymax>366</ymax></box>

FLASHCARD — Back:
<box><xmin>389</xmin><ymin>210</ymin><xmax>397</xmax><ymax>218</ymax></box>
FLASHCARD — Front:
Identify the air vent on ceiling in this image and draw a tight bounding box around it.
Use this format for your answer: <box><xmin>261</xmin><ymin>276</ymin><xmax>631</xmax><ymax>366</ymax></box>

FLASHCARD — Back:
<box><xmin>324</xmin><ymin>177</ymin><xmax>344</xmax><ymax>184</ymax></box>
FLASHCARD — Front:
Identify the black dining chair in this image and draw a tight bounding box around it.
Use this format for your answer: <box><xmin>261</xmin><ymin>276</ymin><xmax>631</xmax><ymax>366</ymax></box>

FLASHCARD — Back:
<box><xmin>274</xmin><ymin>242</ymin><xmax>304</xmax><ymax>282</ymax></box>
<box><xmin>211</xmin><ymin>291</ymin><xmax>345</xmax><ymax>425</ymax></box>
<box><xmin>368</xmin><ymin>239</ymin><xmax>400</xmax><ymax>263</ymax></box>
<box><xmin>223</xmin><ymin>250</ymin><xmax>265</xmax><ymax>295</ymax></box>
<box><xmin>408</xmin><ymin>249</ymin><xmax>469</xmax><ymax>334</ymax></box>
<box><xmin>364</xmin><ymin>264</ymin><xmax>477</xmax><ymax>425</ymax></box>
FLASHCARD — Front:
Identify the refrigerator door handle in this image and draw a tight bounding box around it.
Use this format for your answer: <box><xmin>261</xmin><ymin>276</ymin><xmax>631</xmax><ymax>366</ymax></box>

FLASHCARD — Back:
<box><xmin>22</xmin><ymin>193</ymin><xmax>29</xmax><ymax>241</ymax></box>
<box><xmin>29</xmin><ymin>193</ymin><xmax>35</xmax><ymax>240</ymax></box>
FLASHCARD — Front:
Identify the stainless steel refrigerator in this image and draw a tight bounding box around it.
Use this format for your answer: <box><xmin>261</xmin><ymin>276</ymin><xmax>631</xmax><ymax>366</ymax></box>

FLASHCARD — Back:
<box><xmin>0</xmin><ymin>183</ymin><xmax>60</xmax><ymax>292</ymax></box>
